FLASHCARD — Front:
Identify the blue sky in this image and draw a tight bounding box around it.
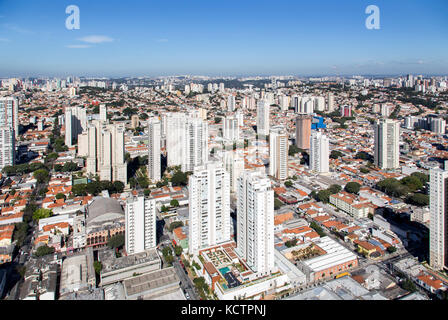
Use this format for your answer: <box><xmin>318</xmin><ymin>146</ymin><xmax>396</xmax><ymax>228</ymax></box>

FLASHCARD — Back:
<box><xmin>0</xmin><ymin>0</ymin><xmax>447</xmax><ymax>77</ymax></box>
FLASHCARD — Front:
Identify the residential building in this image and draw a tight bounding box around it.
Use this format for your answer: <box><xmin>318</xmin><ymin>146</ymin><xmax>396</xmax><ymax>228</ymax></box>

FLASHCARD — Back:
<box><xmin>309</xmin><ymin>131</ymin><xmax>329</xmax><ymax>174</ymax></box>
<box><xmin>147</xmin><ymin>118</ymin><xmax>161</xmax><ymax>182</ymax></box>
<box><xmin>188</xmin><ymin>161</ymin><xmax>231</xmax><ymax>255</ymax></box>
<box><xmin>236</xmin><ymin>171</ymin><xmax>275</xmax><ymax>276</ymax></box>
<box><xmin>125</xmin><ymin>195</ymin><xmax>157</xmax><ymax>255</ymax></box>
<box><xmin>374</xmin><ymin>119</ymin><xmax>400</xmax><ymax>170</ymax></box>
<box><xmin>269</xmin><ymin>126</ymin><xmax>289</xmax><ymax>180</ymax></box>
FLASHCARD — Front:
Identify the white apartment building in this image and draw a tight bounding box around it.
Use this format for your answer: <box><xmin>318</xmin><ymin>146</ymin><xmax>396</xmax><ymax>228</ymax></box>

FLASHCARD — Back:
<box><xmin>374</xmin><ymin>119</ymin><xmax>400</xmax><ymax>170</ymax></box>
<box><xmin>223</xmin><ymin>151</ymin><xmax>245</xmax><ymax>193</ymax></box>
<box><xmin>269</xmin><ymin>126</ymin><xmax>289</xmax><ymax>180</ymax></box>
<box><xmin>430</xmin><ymin>118</ymin><xmax>446</xmax><ymax>135</ymax></box>
<box><xmin>65</xmin><ymin>106</ymin><xmax>87</xmax><ymax>147</ymax></box>
<box><xmin>99</xmin><ymin>104</ymin><xmax>107</xmax><ymax>122</ymax></box>
<box><xmin>227</xmin><ymin>95</ymin><xmax>236</xmax><ymax>112</ymax></box>
<box><xmin>125</xmin><ymin>196</ymin><xmax>157</xmax><ymax>255</ymax></box>
<box><xmin>223</xmin><ymin>116</ymin><xmax>240</xmax><ymax>141</ymax></box>
<box><xmin>430</xmin><ymin>167</ymin><xmax>448</xmax><ymax>270</ymax></box>
<box><xmin>147</xmin><ymin>118</ymin><xmax>161</xmax><ymax>182</ymax></box>
<box><xmin>236</xmin><ymin>171</ymin><xmax>275</xmax><ymax>276</ymax></box>
<box><xmin>0</xmin><ymin>127</ymin><xmax>15</xmax><ymax>170</ymax></box>
<box><xmin>166</xmin><ymin>113</ymin><xmax>208</xmax><ymax>172</ymax></box>
<box><xmin>256</xmin><ymin>100</ymin><xmax>270</xmax><ymax>136</ymax></box>
<box><xmin>310</xmin><ymin>131</ymin><xmax>329</xmax><ymax>174</ymax></box>
<box><xmin>188</xmin><ymin>162</ymin><xmax>230</xmax><ymax>255</ymax></box>
<box><xmin>0</xmin><ymin>97</ymin><xmax>19</xmax><ymax>138</ymax></box>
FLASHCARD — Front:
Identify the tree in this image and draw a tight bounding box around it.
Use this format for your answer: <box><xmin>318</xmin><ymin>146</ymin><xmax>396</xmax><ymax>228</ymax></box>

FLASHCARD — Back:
<box><xmin>34</xmin><ymin>169</ymin><xmax>50</xmax><ymax>184</ymax></box>
<box><xmin>401</xmin><ymin>175</ymin><xmax>423</xmax><ymax>192</ymax></box>
<box><xmin>310</xmin><ymin>221</ymin><xmax>326</xmax><ymax>237</ymax></box>
<box><xmin>72</xmin><ymin>184</ymin><xmax>87</xmax><ymax>196</ymax></box>
<box><xmin>328</xmin><ymin>184</ymin><xmax>342</xmax><ymax>194</ymax></box>
<box><xmin>161</xmin><ymin>205</ymin><xmax>169</xmax><ymax>213</ymax></box>
<box><xmin>169</xmin><ymin>221</ymin><xmax>184</xmax><ymax>232</ymax></box>
<box><xmin>274</xmin><ymin>198</ymin><xmax>284</xmax><ymax>210</ymax></box>
<box><xmin>387</xmin><ymin>246</ymin><xmax>397</xmax><ymax>254</ymax></box>
<box><xmin>35</xmin><ymin>245</ymin><xmax>55</xmax><ymax>257</ymax></box>
<box><xmin>170</xmin><ymin>199</ymin><xmax>180</xmax><ymax>207</ymax></box>
<box><xmin>33</xmin><ymin>208</ymin><xmax>53</xmax><ymax>221</ymax></box>
<box><xmin>285</xmin><ymin>181</ymin><xmax>293</xmax><ymax>188</ymax></box>
<box><xmin>171</xmin><ymin>171</ymin><xmax>188</xmax><ymax>187</ymax></box>
<box><xmin>289</xmin><ymin>145</ymin><xmax>300</xmax><ymax>156</ymax></box>
<box><xmin>360</xmin><ymin>167</ymin><xmax>370</xmax><ymax>174</ymax></box>
<box><xmin>55</xmin><ymin>193</ymin><xmax>66</xmax><ymax>200</ymax></box>
<box><xmin>406</xmin><ymin>193</ymin><xmax>429</xmax><ymax>207</ymax></box>
<box><xmin>62</xmin><ymin>161</ymin><xmax>79</xmax><ymax>172</ymax></box>
<box><xmin>317</xmin><ymin>189</ymin><xmax>332</xmax><ymax>203</ymax></box>
<box><xmin>411</xmin><ymin>172</ymin><xmax>429</xmax><ymax>185</ymax></box>
<box><xmin>107</xmin><ymin>234</ymin><xmax>125</xmax><ymax>249</ymax></box>
<box><xmin>162</xmin><ymin>246</ymin><xmax>172</xmax><ymax>257</ymax></box>
<box><xmin>402</xmin><ymin>279</ymin><xmax>417</xmax><ymax>293</ymax></box>
<box><xmin>174</xmin><ymin>246</ymin><xmax>183</xmax><ymax>256</ymax></box>
<box><xmin>355</xmin><ymin>151</ymin><xmax>373</xmax><ymax>162</ymax></box>
<box><xmin>113</xmin><ymin>181</ymin><xmax>125</xmax><ymax>193</ymax></box>
<box><xmin>94</xmin><ymin>261</ymin><xmax>102</xmax><ymax>275</ymax></box>
<box><xmin>330</xmin><ymin>150</ymin><xmax>343</xmax><ymax>159</ymax></box>
<box><xmin>165</xmin><ymin>255</ymin><xmax>174</xmax><ymax>265</ymax></box>
<box><xmin>285</xmin><ymin>239</ymin><xmax>298</xmax><ymax>248</ymax></box>
<box><xmin>345</xmin><ymin>182</ymin><xmax>361</xmax><ymax>194</ymax></box>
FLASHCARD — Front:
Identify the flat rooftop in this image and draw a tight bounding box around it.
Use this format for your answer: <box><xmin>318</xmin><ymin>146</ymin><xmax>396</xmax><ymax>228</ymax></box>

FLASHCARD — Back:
<box><xmin>302</xmin><ymin>237</ymin><xmax>357</xmax><ymax>272</ymax></box>
<box><xmin>100</xmin><ymin>248</ymin><xmax>160</xmax><ymax>273</ymax></box>
<box><xmin>123</xmin><ymin>267</ymin><xmax>179</xmax><ymax>298</ymax></box>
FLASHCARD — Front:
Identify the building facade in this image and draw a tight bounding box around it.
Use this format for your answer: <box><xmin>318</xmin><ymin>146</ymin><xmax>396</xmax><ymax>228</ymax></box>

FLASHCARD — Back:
<box><xmin>188</xmin><ymin>162</ymin><xmax>230</xmax><ymax>255</ymax></box>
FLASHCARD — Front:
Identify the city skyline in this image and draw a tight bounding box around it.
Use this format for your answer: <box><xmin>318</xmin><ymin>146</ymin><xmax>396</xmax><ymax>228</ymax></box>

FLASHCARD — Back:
<box><xmin>0</xmin><ymin>0</ymin><xmax>447</xmax><ymax>77</ymax></box>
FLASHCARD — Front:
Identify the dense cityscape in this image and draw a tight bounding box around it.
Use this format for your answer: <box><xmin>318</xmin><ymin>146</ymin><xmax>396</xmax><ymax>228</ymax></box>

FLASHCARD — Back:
<box><xmin>0</xmin><ymin>74</ymin><xmax>447</xmax><ymax>302</ymax></box>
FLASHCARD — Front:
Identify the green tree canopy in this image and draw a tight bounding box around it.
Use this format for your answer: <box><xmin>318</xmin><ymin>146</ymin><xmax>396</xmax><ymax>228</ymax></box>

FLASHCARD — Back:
<box><xmin>401</xmin><ymin>175</ymin><xmax>424</xmax><ymax>192</ymax></box>
<box><xmin>406</xmin><ymin>193</ymin><xmax>429</xmax><ymax>207</ymax></box>
<box><xmin>107</xmin><ymin>234</ymin><xmax>125</xmax><ymax>249</ymax></box>
<box><xmin>328</xmin><ymin>184</ymin><xmax>342</xmax><ymax>194</ymax></box>
<box><xmin>171</xmin><ymin>171</ymin><xmax>189</xmax><ymax>187</ymax></box>
<box><xmin>345</xmin><ymin>182</ymin><xmax>361</xmax><ymax>194</ymax></box>
<box><xmin>169</xmin><ymin>221</ymin><xmax>184</xmax><ymax>232</ymax></box>
<box><xmin>35</xmin><ymin>245</ymin><xmax>55</xmax><ymax>257</ymax></box>
<box><xmin>33</xmin><ymin>208</ymin><xmax>53</xmax><ymax>221</ymax></box>
<box><xmin>34</xmin><ymin>169</ymin><xmax>50</xmax><ymax>184</ymax></box>
<box><xmin>330</xmin><ymin>150</ymin><xmax>343</xmax><ymax>159</ymax></box>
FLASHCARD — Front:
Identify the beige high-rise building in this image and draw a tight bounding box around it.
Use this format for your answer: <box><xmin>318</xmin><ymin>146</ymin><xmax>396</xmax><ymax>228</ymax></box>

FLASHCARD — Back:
<box><xmin>327</xmin><ymin>93</ymin><xmax>334</xmax><ymax>112</ymax></box>
<box><xmin>295</xmin><ymin>114</ymin><xmax>312</xmax><ymax>150</ymax></box>
<box><xmin>131</xmin><ymin>115</ymin><xmax>140</xmax><ymax>129</ymax></box>
<box><xmin>79</xmin><ymin>121</ymin><xmax>127</xmax><ymax>184</ymax></box>
<box><xmin>374</xmin><ymin>119</ymin><xmax>400</xmax><ymax>170</ymax></box>
<box><xmin>269</xmin><ymin>126</ymin><xmax>289</xmax><ymax>180</ymax></box>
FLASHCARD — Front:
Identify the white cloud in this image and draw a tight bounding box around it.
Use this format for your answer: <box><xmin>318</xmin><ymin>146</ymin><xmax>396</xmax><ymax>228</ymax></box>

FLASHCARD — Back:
<box><xmin>77</xmin><ymin>35</ymin><xmax>114</xmax><ymax>44</ymax></box>
<box><xmin>66</xmin><ymin>44</ymin><xmax>92</xmax><ymax>49</ymax></box>
<box><xmin>0</xmin><ymin>38</ymin><xmax>10</xmax><ymax>42</ymax></box>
